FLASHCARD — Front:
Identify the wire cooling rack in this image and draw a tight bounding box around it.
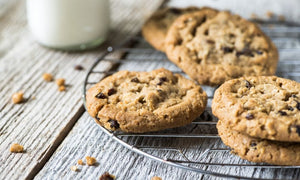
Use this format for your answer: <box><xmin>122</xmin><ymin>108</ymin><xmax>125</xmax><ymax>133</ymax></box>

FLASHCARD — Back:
<box><xmin>83</xmin><ymin>21</ymin><xmax>300</xmax><ymax>179</ymax></box>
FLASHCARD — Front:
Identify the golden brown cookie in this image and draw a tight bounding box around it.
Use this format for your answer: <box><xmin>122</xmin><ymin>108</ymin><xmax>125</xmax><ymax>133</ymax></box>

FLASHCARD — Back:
<box><xmin>142</xmin><ymin>7</ymin><xmax>201</xmax><ymax>52</ymax></box>
<box><xmin>165</xmin><ymin>11</ymin><xmax>278</xmax><ymax>86</ymax></box>
<box><xmin>217</xmin><ymin>120</ymin><xmax>300</xmax><ymax>165</ymax></box>
<box><xmin>212</xmin><ymin>76</ymin><xmax>300</xmax><ymax>142</ymax></box>
<box><xmin>86</xmin><ymin>68</ymin><xmax>207</xmax><ymax>133</ymax></box>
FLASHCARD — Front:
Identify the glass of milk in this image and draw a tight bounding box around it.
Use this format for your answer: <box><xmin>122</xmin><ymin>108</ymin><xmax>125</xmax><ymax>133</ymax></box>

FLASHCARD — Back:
<box><xmin>26</xmin><ymin>0</ymin><xmax>110</xmax><ymax>50</ymax></box>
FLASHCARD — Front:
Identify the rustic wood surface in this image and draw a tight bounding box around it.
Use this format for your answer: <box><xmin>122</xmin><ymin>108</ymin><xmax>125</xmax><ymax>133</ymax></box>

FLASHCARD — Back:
<box><xmin>0</xmin><ymin>0</ymin><xmax>163</xmax><ymax>179</ymax></box>
<box><xmin>1</xmin><ymin>0</ymin><xmax>300</xmax><ymax>180</ymax></box>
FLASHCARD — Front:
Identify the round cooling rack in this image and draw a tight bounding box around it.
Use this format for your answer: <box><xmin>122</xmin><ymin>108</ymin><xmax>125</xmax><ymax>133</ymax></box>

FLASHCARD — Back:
<box><xmin>83</xmin><ymin>22</ymin><xmax>300</xmax><ymax>179</ymax></box>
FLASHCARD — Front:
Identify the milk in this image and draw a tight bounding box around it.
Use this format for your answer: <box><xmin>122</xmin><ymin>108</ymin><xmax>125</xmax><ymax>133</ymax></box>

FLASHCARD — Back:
<box><xmin>26</xmin><ymin>0</ymin><xmax>110</xmax><ymax>50</ymax></box>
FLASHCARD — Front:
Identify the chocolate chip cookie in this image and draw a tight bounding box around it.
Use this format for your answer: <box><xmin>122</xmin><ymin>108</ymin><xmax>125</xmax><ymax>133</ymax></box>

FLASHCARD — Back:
<box><xmin>142</xmin><ymin>7</ymin><xmax>202</xmax><ymax>52</ymax></box>
<box><xmin>86</xmin><ymin>68</ymin><xmax>207</xmax><ymax>133</ymax></box>
<box><xmin>212</xmin><ymin>76</ymin><xmax>300</xmax><ymax>142</ymax></box>
<box><xmin>217</xmin><ymin>120</ymin><xmax>300</xmax><ymax>165</ymax></box>
<box><xmin>165</xmin><ymin>11</ymin><xmax>278</xmax><ymax>86</ymax></box>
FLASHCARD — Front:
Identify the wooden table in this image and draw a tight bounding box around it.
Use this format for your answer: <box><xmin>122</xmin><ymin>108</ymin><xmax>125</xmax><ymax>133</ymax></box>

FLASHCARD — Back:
<box><xmin>1</xmin><ymin>1</ymin><xmax>300</xmax><ymax>180</ymax></box>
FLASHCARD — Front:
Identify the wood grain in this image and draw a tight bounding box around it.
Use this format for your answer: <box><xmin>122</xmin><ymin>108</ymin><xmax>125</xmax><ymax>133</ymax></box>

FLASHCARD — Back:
<box><xmin>1</xmin><ymin>0</ymin><xmax>300</xmax><ymax>179</ymax></box>
<box><xmin>0</xmin><ymin>0</ymin><xmax>163</xmax><ymax>179</ymax></box>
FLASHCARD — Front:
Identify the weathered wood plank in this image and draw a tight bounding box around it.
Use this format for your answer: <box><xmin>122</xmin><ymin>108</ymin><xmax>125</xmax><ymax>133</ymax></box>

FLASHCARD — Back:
<box><xmin>35</xmin><ymin>113</ymin><xmax>207</xmax><ymax>180</ymax></box>
<box><xmin>0</xmin><ymin>1</ymin><xmax>163</xmax><ymax>179</ymax></box>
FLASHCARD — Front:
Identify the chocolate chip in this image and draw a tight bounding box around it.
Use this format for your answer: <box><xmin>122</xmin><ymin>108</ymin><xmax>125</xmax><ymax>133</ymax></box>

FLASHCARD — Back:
<box><xmin>107</xmin><ymin>88</ymin><xmax>116</xmax><ymax>96</ymax></box>
<box><xmin>95</xmin><ymin>115</ymin><xmax>100</xmax><ymax>121</ymax></box>
<box><xmin>164</xmin><ymin>115</ymin><xmax>168</xmax><ymax>118</ymax></box>
<box><xmin>250</xmin><ymin>142</ymin><xmax>257</xmax><ymax>147</ymax></box>
<box><xmin>295</xmin><ymin>125</ymin><xmax>300</xmax><ymax>136</ymax></box>
<box><xmin>278</xmin><ymin>111</ymin><xmax>287</xmax><ymax>116</ymax></box>
<box><xmin>169</xmin><ymin>8</ymin><xmax>181</xmax><ymax>15</ymax></box>
<box><xmin>246</xmin><ymin>113</ymin><xmax>254</xmax><ymax>120</ymax></box>
<box><xmin>138</xmin><ymin>98</ymin><xmax>146</xmax><ymax>104</ymax></box>
<box><xmin>157</xmin><ymin>89</ymin><xmax>163</xmax><ymax>93</ymax></box>
<box><xmin>130</xmin><ymin>77</ymin><xmax>139</xmax><ymax>83</ymax></box>
<box><xmin>256</xmin><ymin>50</ymin><xmax>263</xmax><ymax>55</ymax></box>
<box><xmin>74</xmin><ymin>65</ymin><xmax>84</xmax><ymax>71</ymax></box>
<box><xmin>191</xmin><ymin>27</ymin><xmax>197</xmax><ymax>36</ymax></box>
<box><xmin>288</xmin><ymin>106</ymin><xmax>294</xmax><ymax>111</ymax></box>
<box><xmin>157</xmin><ymin>77</ymin><xmax>167</xmax><ymax>86</ymax></box>
<box><xmin>296</xmin><ymin>101</ymin><xmax>300</xmax><ymax>110</ymax></box>
<box><xmin>95</xmin><ymin>92</ymin><xmax>107</xmax><ymax>99</ymax></box>
<box><xmin>204</xmin><ymin>29</ymin><xmax>209</xmax><ymax>35</ymax></box>
<box><xmin>222</xmin><ymin>47</ymin><xmax>234</xmax><ymax>53</ymax></box>
<box><xmin>236</xmin><ymin>48</ymin><xmax>254</xmax><ymax>57</ymax></box>
<box><xmin>99</xmin><ymin>172</ymin><xmax>115</xmax><ymax>180</ymax></box>
<box><xmin>292</xmin><ymin>94</ymin><xmax>298</xmax><ymax>98</ymax></box>
<box><xmin>245</xmin><ymin>80</ymin><xmax>252</xmax><ymax>89</ymax></box>
<box><xmin>206</xmin><ymin>40</ymin><xmax>215</xmax><ymax>44</ymax></box>
<box><xmin>229</xmin><ymin>33</ymin><xmax>235</xmax><ymax>38</ymax></box>
<box><xmin>200</xmin><ymin>16</ymin><xmax>207</xmax><ymax>24</ymax></box>
<box><xmin>108</xmin><ymin>119</ymin><xmax>119</xmax><ymax>129</ymax></box>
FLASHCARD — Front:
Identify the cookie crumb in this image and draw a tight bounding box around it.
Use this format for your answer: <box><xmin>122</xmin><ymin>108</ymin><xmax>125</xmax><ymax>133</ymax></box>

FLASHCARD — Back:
<box><xmin>58</xmin><ymin>85</ymin><xmax>66</xmax><ymax>92</ymax></box>
<box><xmin>74</xmin><ymin>65</ymin><xmax>84</xmax><ymax>71</ymax></box>
<box><xmin>77</xmin><ymin>159</ymin><xmax>84</xmax><ymax>165</ymax></box>
<box><xmin>43</xmin><ymin>73</ymin><xmax>53</xmax><ymax>82</ymax></box>
<box><xmin>70</xmin><ymin>165</ymin><xmax>78</xmax><ymax>172</ymax></box>
<box><xmin>10</xmin><ymin>143</ymin><xmax>24</xmax><ymax>153</ymax></box>
<box><xmin>56</xmin><ymin>78</ymin><xmax>65</xmax><ymax>86</ymax></box>
<box><xmin>250</xmin><ymin>13</ymin><xmax>258</xmax><ymax>19</ymax></box>
<box><xmin>12</xmin><ymin>92</ymin><xmax>24</xmax><ymax>104</ymax></box>
<box><xmin>266</xmin><ymin>11</ymin><xmax>274</xmax><ymax>18</ymax></box>
<box><xmin>278</xmin><ymin>15</ymin><xmax>285</xmax><ymax>21</ymax></box>
<box><xmin>151</xmin><ymin>176</ymin><xmax>162</xmax><ymax>180</ymax></box>
<box><xmin>99</xmin><ymin>172</ymin><xmax>115</xmax><ymax>180</ymax></box>
<box><xmin>86</xmin><ymin>156</ymin><xmax>97</xmax><ymax>166</ymax></box>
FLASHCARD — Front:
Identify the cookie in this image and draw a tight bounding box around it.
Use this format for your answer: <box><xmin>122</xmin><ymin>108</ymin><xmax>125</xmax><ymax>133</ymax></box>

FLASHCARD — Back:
<box><xmin>142</xmin><ymin>7</ymin><xmax>201</xmax><ymax>52</ymax></box>
<box><xmin>212</xmin><ymin>76</ymin><xmax>300</xmax><ymax>142</ymax></box>
<box><xmin>86</xmin><ymin>68</ymin><xmax>207</xmax><ymax>133</ymax></box>
<box><xmin>217</xmin><ymin>120</ymin><xmax>300</xmax><ymax>165</ymax></box>
<box><xmin>165</xmin><ymin>11</ymin><xmax>278</xmax><ymax>86</ymax></box>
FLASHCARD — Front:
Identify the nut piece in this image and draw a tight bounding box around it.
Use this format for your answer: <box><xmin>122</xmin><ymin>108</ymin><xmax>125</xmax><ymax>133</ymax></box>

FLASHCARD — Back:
<box><xmin>43</xmin><ymin>73</ymin><xmax>53</xmax><ymax>82</ymax></box>
<box><xmin>86</xmin><ymin>156</ymin><xmax>97</xmax><ymax>166</ymax></box>
<box><xmin>56</xmin><ymin>78</ymin><xmax>65</xmax><ymax>86</ymax></box>
<box><xmin>10</xmin><ymin>143</ymin><xmax>24</xmax><ymax>153</ymax></box>
<box><xmin>70</xmin><ymin>165</ymin><xmax>78</xmax><ymax>172</ymax></box>
<box><xmin>151</xmin><ymin>176</ymin><xmax>162</xmax><ymax>180</ymax></box>
<box><xmin>266</xmin><ymin>11</ymin><xmax>274</xmax><ymax>18</ymax></box>
<box><xmin>12</xmin><ymin>92</ymin><xmax>24</xmax><ymax>104</ymax></box>
<box><xmin>99</xmin><ymin>172</ymin><xmax>115</xmax><ymax>180</ymax></box>
<box><xmin>278</xmin><ymin>15</ymin><xmax>285</xmax><ymax>21</ymax></box>
<box><xmin>58</xmin><ymin>86</ymin><xmax>66</xmax><ymax>92</ymax></box>
<box><xmin>77</xmin><ymin>159</ymin><xmax>84</xmax><ymax>165</ymax></box>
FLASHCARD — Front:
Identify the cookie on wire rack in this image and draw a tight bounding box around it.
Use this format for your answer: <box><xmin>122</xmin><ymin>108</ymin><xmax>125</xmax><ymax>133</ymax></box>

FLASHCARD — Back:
<box><xmin>142</xmin><ymin>7</ymin><xmax>216</xmax><ymax>52</ymax></box>
<box><xmin>165</xmin><ymin>11</ymin><xmax>278</xmax><ymax>86</ymax></box>
<box><xmin>217</xmin><ymin>120</ymin><xmax>300</xmax><ymax>165</ymax></box>
<box><xmin>212</xmin><ymin>76</ymin><xmax>300</xmax><ymax>142</ymax></box>
<box><xmin>86</xmin><ymin>68</ymin><xmax>207</xmax><ymax>133</ymax></box>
